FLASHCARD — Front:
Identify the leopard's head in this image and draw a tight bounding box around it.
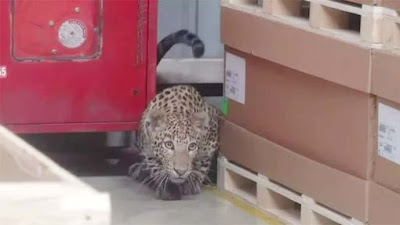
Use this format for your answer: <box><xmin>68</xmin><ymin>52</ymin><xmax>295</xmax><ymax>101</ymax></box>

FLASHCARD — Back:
<box><xmin>143</xmin><ymin>109</ymin><xmax>209</xmax><ymax>183</ymax></box>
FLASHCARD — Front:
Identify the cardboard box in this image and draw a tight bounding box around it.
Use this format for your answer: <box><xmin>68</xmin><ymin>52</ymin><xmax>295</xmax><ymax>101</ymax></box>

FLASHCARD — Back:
<box><xmin>220</xmin><ymin>119</ymin><xmax>369</xmax><ymax>221</ymax></box>
<box><xmin>221</xmin><ymin>1</ymin><xmax>400</xmax><ymax>221</ymax></box>
<box><xmin>369</xmin><ymin>182</ymin><xmax>400</xmax><ymax>225</ymax></box>
<box><xmin>221</xmin><ymin>2</ymin><xmax>400</xmax><ymax>106</ymax></box>
<box><xmin>220</xmin><ymin>116</ymin><xmax>400</xmax><ymax>223</ymax></box>
<box><xmin>223</xmin><ymin>46</ymin><xmax>400</xmax><ymax>223</ymax></box>
<box><xmin>378</xmin><ymin>0</ymin><xmax>400</xmax><ymax>11</ymax></box>
<box><xmin>221</xmin><ymin>5</ymin><xmax>371</xmax><ymax>93</ymax></box>
<box><xmin>372</xmin><ymin>50</ymin><xmax>400</xmax><ymax>104</ymax></box>
<box><xmin>348</xmin><ymin>0</ymin><xmax>400</xmax><ymax>11</ymax></box>
<box><xmin>225</xmin><ymin>47</ymin><xmax>375</xmax><ymax>180</ymax></box>
<box><xmin>224</xmin><ymin>44</ymin><xmax>400</xmax><ymax>195</ymax></box>
<box><xmin>222</xmin><ymin>48</ymin><xmax>372</xmax><ymax>221</ymax></box>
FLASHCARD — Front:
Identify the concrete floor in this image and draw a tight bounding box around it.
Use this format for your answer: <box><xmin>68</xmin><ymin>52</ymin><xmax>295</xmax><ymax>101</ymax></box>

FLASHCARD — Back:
<box><xmin>20</xmin><ymin>95</ymin><xmax>270</xmax><ymax>225</ymax></box>
<box><xmin>82</xmin><ymin>176</ymin><xmax>269</xmax><ymax>225</ymax></box>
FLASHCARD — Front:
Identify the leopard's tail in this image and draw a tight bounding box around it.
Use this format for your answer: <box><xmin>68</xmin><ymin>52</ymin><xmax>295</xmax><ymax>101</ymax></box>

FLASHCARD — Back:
<box><xmin>157</xmin><ymin>29</ymin><xmax>205</xmax><ymax>65</ymax></box>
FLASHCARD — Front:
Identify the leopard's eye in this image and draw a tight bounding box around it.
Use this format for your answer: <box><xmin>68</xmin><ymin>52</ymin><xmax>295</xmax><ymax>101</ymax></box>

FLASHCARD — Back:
<box><xmin>164</xmin><ymin>141</ymin><xmax>174</xmax><ymax>150</ymax></box>
<box><xmin>188</xmin><ymin>142</ymin><xmax>198</xmax><ymax>151</ymax></box>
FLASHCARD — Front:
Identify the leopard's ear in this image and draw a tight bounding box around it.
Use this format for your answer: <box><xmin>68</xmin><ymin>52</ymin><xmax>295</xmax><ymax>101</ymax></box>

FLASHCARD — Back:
<box><xmin>145</xmin><ymin>109</ymin><xmax>167</xmax><ymax>136</ymax></box>
<box><xmin>191</xmin><ymin>111</ymin><xmax>210</xmax><ymax>133</ymax></box>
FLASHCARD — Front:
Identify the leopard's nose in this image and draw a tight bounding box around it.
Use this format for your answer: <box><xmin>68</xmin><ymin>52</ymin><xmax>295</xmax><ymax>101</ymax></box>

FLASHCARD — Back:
<box><xmin>174</xmin><ymin>168</ymin><xmax>187</xmax><ymax>176</ymax></box>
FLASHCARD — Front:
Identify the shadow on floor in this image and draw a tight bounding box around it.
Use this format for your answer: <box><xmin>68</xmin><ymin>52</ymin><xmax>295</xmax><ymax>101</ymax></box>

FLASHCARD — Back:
<box><xmin>19</xmin><ymin>132</ymin><xmax>217</xmax><ymax>183</ymax></box>
<box><xmin>20</xmin><ymin>133</ymin><xmax>138</xmax><ymax>177</ymax></box>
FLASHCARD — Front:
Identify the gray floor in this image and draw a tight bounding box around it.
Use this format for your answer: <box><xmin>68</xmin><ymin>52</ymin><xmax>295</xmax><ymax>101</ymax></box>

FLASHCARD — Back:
<box><xmin>82</xmin><ymin>176</ymin><xmax>269</xmax><ymax>225</ymax></box>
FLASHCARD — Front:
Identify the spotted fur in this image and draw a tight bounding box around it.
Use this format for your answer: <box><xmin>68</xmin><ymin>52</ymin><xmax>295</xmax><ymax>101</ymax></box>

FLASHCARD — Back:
<box><xmin>130</xmin><ymin>85</ymin><xmax>221</xmax><ymax>200</ymax></box>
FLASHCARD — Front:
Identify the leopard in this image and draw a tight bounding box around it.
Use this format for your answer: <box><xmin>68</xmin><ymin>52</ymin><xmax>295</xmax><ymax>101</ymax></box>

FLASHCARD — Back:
<box><xmin>128</xmin><ymin>30</ymin><xmax>221</xmax><ymax>201</ymax></box>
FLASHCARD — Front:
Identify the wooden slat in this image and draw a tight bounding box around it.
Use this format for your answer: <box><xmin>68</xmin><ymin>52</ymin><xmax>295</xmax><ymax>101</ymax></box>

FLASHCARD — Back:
<box><xmin>217</xmin><ymin>156</ymin><xmax>364</xmax><ymax>225</ymax></box>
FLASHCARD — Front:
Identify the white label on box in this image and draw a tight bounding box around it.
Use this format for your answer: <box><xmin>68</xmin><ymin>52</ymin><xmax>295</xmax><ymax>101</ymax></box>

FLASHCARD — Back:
<box><xmin>378</xmin><ymin>103</ymin><xmax>400</xmax><ymax>165</ymax></box>
<box><xmin>225</xmin><ymin>52</ymin><xmax>246</xmax><ymax>104</ymax></box>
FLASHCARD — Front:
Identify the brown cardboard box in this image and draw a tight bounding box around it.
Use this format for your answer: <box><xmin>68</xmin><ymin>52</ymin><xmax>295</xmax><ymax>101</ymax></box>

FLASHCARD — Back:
<box><xmin>225</xmin><ymin>47</ymin><xmax>375</xmax><ymax>180</ymax></box>
<box><xmin>348</xmin><ymin>0</ymin><xmax>400</xmax><ymax>11</ymax></box>
<box><xmin>221</xmin><ymin>3</ymin><xmax>400</xmax><ymax>109</ymax></box>
<box><xmin>221</xmin><ymin>5</ymin><xmax>371</xmax><ymax>93</ymax></box>
<box><xmin>373</xmin><ymin>154</ymin><xmax>400</xmax><ymax>196</ymax></box>
<box><xmin>222</xmin><ymin>47</ymin><xmax>372</xmax><ymax>220</ymax></box>
<box><xmin>220</xmin><ymin>117</ymin><xmax>400</xmax><ymax>223</ymax></box>
<box><xmin>221</xmin><ymin>1</ymin><xmax>400</xmax><ymax>221</ymax></box>
<box><xmin>372</xmin><ymin>50</ymin><xmax>400</xmax><ymax>104</ymax></box>
<box><xmin>223</xmin><ymin>46</ymin><xmax>400</xmax><ymax>223</ymax></box>
<box><xmin>378</xmin><ymin>0</ymin><xmax>400</xmax><ymax>11</ymax></box>
<box><xmin>220</xmin><ymin>119</ymin><xmax>369</xmax><ymax>221</ymax></box>
<box><xmin>369</xmin><ymin>182</ymin><xmax>400</xmax><ymax>225</ymax></box>
<box><xmin>222</xmin><ymin>0</ymin><xmax>400</xmax><ymax>192</ymax></box>
<box><xmin>224</xmin><ymin>46</ymin><xmax>400</xmax><ymax>208</ymax></box>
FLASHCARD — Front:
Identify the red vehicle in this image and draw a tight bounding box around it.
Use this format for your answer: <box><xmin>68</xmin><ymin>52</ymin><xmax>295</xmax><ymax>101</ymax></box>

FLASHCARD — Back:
<box><xmin>0</xmin><ymin>0</ymin><xmax>157</xmax><ymax>133</ymax></box>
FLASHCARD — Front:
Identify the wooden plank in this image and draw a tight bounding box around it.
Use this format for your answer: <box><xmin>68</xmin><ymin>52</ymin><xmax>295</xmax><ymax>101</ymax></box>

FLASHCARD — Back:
<box><xmin>218</xmin><ymin>157</ymin><xmax>258</xmax><ymax>204</ymax></box>
<box><xmin>0</xmin><ymin>126</ymin><xmax>90</xmax><ymax>187</ymax></box>
<box><xmin>310</xmin><ymin>2</ymin><xmax>350</xmax><ymax>29</ymax></box>
<box><xmin>0</xmin><ymin>126</ymin><xmax>111</xmax><ymax>225</ymax></box>
<box><xmin>258</xmin><ymin>174</ymin><xmax>302</xmax><ymax>204</ymax></box>
<box><xmin>264</xmin><ymin>0</ymin><xmax>303</xmax><ymax>16</ymax></box>
<box><xmin>305</xmin><ymin>0</ymin><xmax>363</xmax><ymax>16</ymax></box>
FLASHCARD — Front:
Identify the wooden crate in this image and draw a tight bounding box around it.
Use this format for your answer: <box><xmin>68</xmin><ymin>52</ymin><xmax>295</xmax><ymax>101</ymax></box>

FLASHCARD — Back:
<box><xmin>224</xmin><ymin>0</ymin><xmax>400</xmax><ymax>50</ymax></box>
<box><xmin>217</xmin><ymin>156</ymin><xmax>364</xmax><ymax>225</ymax></box>
<box><xmin>0</xmin><ymin>126</ymin><xmax>111</xmax><ymax>225</ymax></box>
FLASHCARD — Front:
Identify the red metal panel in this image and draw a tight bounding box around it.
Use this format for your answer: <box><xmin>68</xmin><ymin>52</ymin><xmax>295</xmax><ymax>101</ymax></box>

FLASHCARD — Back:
<box><xmin>0</xmin><ymin>0</ymin><xmax>158</xmax><ymax>133</ymax></box>
<box><xmin>146</xmin><ymin>0</ymin><xmax>157</xmax><ymax>104</ymax></box>
<box><xmin>12</xmin><ymin>0</ymin><xmax>101</xmax><ymax>60</ymax></box>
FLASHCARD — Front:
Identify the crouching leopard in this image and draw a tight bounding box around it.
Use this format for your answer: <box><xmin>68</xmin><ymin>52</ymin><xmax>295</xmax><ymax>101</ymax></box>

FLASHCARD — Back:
<box><xmin>129</xmin><ymin>30</ymin><xmax>221</xmax><ymax>200</ymax></box>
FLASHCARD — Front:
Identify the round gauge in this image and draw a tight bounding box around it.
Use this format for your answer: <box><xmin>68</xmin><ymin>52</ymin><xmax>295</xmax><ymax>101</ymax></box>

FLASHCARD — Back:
<box><xmin>58</xmin><ymin>19</ymin><xmax>87</xmax><ymax>49</ymax></box>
